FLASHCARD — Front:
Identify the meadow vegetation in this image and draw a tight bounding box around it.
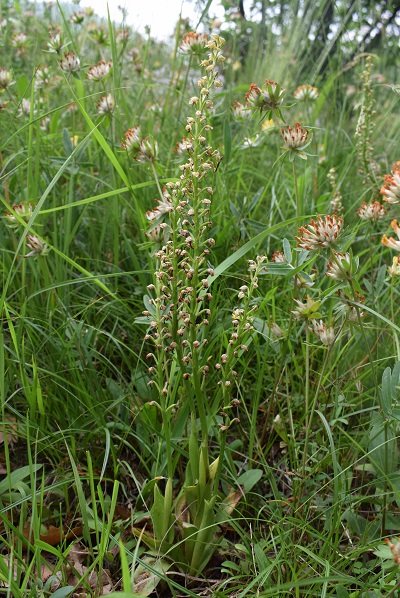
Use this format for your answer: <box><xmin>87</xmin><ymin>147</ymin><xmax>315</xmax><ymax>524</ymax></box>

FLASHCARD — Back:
<box><xmin>0</xmin><ymin>0</ymin><xmax>400</xmax><ymax>596</ymax></box>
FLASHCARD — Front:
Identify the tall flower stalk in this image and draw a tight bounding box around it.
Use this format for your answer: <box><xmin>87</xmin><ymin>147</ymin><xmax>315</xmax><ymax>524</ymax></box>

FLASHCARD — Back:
<box><xmin>143</xmin><ymin>34</ymin><xmax>225</xmax><ymax>472</ymax></box>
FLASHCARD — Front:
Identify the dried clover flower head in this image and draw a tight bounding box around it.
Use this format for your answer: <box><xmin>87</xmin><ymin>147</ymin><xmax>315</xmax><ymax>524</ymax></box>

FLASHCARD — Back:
<box><xmin>17</xmin><ymin>98</ymin><xmax>34</xmax><ymax>118</ymax></box>
<box><xmin>232</xmin><ymin>100</ymin><xmax>250</xmax><ymax>120</ymax></box>
<box><xmin>281</xmin><ymin>122</ymin><xmax>310</xmax><ymax>150</ymax></box>
<box><xmin>245</xmin><ymin>79</ymin><xmax>285</xmax><ymax>115</ymax></box>
<box><xmin>121</xmin><ymin>126</ymin><xmax>141</xmax><ymax>152</ymax></box>
<box><xmin>174</xmin><ymin>137</ymin><xmax>193</xmax><ymax>154</ymax></box>
<box><xmin>382</xmin><ymin>219</ymin><xmax>400</xmax><ymax>251</ymax></box>
<box><xmin>386</xmin><ymin>538</ymin><xmax>400</xmax><ymax>566</ymax></box>
<box><xmin>70</xmin><ymin>11</ymin><xmax>85</xmax><ymax>24</ymax></box>
<box><xmin>291</xmin><ymin>296</ymin><xmax>321</xmax><ymax>320</ymax></box>
<box><xmin>25</xmin><ymin>235</ymin><xmax>50</xmax><ymax>258</ymax></box>
<box><xmin>34</xmin><ymin>66</ymin><xmax>51</xmax><ymax>90</ymax></box>
<box><xmin>388</xmin><ymin>256</ymin><xmax>400</xmax><ymax>277</ymax></box>
<box><xmin>296</xmin><ymin>215</ymin><xmax>343</xmax><ymax>251</ymax></box>
<box><xmin>294</xmin><ymin>84</ymin><xmax>318</xmax><ymax>101</ymax></box>
<box><xmin>12</xmin><ymin>32</ymin><xmax>27</xmax><ymax>47</ymax></box>
<box><xmin>4</xmin><ymin>202</ymin><xmax>35</xmax><ymax>228</ymax></box>
<box><xmin>60</xmin><ymin>52</ymin><xmax>80</xmax><ymax>73</ymax></box>
<box><xmin>0</xmin><ymin>67</ymin><xmax>15</xmax><ymax>90</ymax></box>
<box><xmin>47</xmin><ymin>29</ymin><xmax>63</xmax><ymax>53</ymax></box>
<box><xmin>86</xmin><ymin>60</ymin><xmax>112</xmax><ymax>81</ymax></box>
<box><xmin>146</xmin><ymin>189</ymin><xmax>173</xmax><ymax>222</ymax></box>
<box><xmin>271</xmin><ymin>251</ymin><xmax>286</xmax><ymax>263</ymax></box>
<box><xmin>310</xmin><ymin>320</ymin><xmax>335</xmax><ymax>346</ymax></box>
<box><xmin>97</xmin><ymin>94</ymin><xmax>115</xmax><ymax>115</ymax></box>
<box><xmin>357</xmin><ymin>201</ymin><xmax>386</xmax><ymax>221</ymax></box>
<box><xmin>179</xmin><ymin>32</ymin><xmax>209</xmax><ymax>54</ymax></box>
<box><xmin>325</xmin><ymin>252</ymin><xmax>352</xmax><ymax>281</ymax></box>
<box><xmin>380</xmin><ymin>162</ymin><xmax>400</xmax><ymax>204</ymax></box>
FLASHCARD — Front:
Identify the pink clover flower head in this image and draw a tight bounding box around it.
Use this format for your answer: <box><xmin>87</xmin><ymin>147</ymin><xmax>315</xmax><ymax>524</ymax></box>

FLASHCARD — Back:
<box><xmin>17</xmin><ymin>98</ymin><xmax>34</xmax><ymax>118</ymax></box>
<box><xmin>137</xmin><ymin>136</ymin><xmax>158</xmax><ymax>163</ymax></box>
<box><xmin>245</xmin><ymin>80</ymin><xmax>285</xmax><ymax>115</ymax></box>
<box><xmin>34</xmin><ymin>66</ymin><xmax>51</xmax><ymax>90</ymax></box>
<box><xmin>260</xmin><ymin>79</ymin><xmax>285</xmax><ymax>109</ymax></box>
<box><xmin>296</xmin><ymin>215</ymin><xmax>343</xmax><ymax>251</ymax></box>
<box><xmin>70</xmin><ymin>11</ymin><xmax>85</xmax><ymax>24</ymax></box>
<box><xmin>11</xmin><ymin>32</ymin><xmax>27</xmax><ymax>47</ymax></box>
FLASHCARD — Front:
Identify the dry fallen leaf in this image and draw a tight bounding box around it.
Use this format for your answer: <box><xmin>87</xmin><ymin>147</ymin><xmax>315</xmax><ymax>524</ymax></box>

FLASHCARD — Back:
<box><xmin>22</xmin><ymin>523</ymin><xmax>83</xmax><ymax>547</ymax></box>
<box><xmin>0</xmin><ymin>417</ymin><xmax>18</xmax><ymax>446</ymax></box>
<box><xmin>66</xmin><ymin>542</ymin><xmax>113</xmax><ymax>596</ymax></box>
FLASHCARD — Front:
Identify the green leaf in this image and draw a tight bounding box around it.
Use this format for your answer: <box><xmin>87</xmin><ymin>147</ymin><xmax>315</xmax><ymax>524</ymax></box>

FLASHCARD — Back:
<box><xmin>0</xmin><ymin>464</ymin><xmax>42</xmax><ymax>495</ymax></box>
<box><xmin>16</xmin><ymin>74</ymin><xmax>29</xmax><ymax>99</ymax></box>
<box><xmin>335</xmin><ymin>585</ymin><xmax>350</xmax><ymax>598</ymax></box>
<box><xmin>249</xmin><ymin>187</ymin><xmax>265</xmax><ymax>211</ymax></box>
<box><xmin>62</xmin><ymin>128</ymin><xmax>74</xmax><ymax>156</ymax></box>
<box><xmin>133</xmin><ymin>557</ymin><xmax>170</xmax><ymax>596</ymax></box>
<box><xmin>223</xmin><ymin>118</ymin><xmax>232</xmax><ymax>163</ymax></box>
<box><xmin>49</xmin><ymin>587</ymin><xmax>75</xmax><ymax>598</ymax></box>
<box><xmin>283</xmin><ymin>238</ymin><xmax>292</xmax><ymax>264</ymax></box>
<box><xmin>151</xmin><ymin>480</ymin><xmax>173</xmax><ymax>543</ymax></box>
<box><xmin>381</xmin><ymin>366</ymin><xmax>392</xmax><ymax>417</ymax></box>
<box><xmin>207</xmin><ymin>214</ymin><xmax>311</xmax><ymax>287</ymax></box>
<box><xmin>236</xmin><ymin>469</ymin><xmax>263</xmax><ymax>492</ymax></box>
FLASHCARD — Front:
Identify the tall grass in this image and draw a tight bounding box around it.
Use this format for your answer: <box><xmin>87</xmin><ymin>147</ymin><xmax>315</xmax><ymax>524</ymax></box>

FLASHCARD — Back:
<box><xmin>0</xmin><ymin>0</ymin><xmax>400</xmax><ymax>596</ymax></box>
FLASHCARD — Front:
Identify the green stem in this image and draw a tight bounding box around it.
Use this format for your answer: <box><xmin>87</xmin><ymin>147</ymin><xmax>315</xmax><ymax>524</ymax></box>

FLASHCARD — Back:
<box><xmin>293</xmin><ymin>159</ymin><xmax>302</xmax><ymax>220</ymax></box>
<box><xmin>150</xmin><ymin>161</ymin><xmax>164</xmax><ymax>203</ymax></box>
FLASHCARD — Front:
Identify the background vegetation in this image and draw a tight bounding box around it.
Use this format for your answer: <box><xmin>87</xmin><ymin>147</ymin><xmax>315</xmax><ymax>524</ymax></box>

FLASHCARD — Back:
<box><xmin>0</xmin><ymin>0</ymin><xmax>400</xmax><ymax>596</ymax></box>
